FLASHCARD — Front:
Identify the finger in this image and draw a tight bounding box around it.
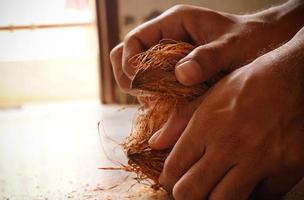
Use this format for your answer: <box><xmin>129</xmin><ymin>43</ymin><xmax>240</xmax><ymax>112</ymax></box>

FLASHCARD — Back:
<box><xmin>122</xmin><ymin>8</ymin><xmax>190</xmax><ymax>78</ymax></box>
<box><xmin>149</xmin><ymin>95</ymin><xmax>206</xmax><ymax>150</ymax></box>
<box><xmin>159</xmin><ymin>115</ymin><xmax>209</xmax><ymax>190</ymax></box>
<box><xmin>158</xmin><ymin>102</ymin><xmax>220</xmax><ymax>190</ymax></box>
<box><xmin>110</xmin><ymin>43</ymin><xmax>131</xmax><ymax>92</ymax></box>
<box><xmin>175</xmin><ymin>40</ymin><xmax>235</xmax><ymax>86</ymax></box>
<box><xmin>172</xmin><ymin>150</ymin><xmax>234</xmax><ymax>200</ymax></box>
<box><xmin>209</xmin><ymin>165</ymin><xmax>262</xmax><ymax>200</ymax></box>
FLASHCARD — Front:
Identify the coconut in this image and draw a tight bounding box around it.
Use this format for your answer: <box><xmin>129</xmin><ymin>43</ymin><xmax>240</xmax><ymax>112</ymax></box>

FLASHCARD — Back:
<box><xmin>102</xmin><ymin>39</ymin><xmax>225</xmax><ymax>189</ymax></box>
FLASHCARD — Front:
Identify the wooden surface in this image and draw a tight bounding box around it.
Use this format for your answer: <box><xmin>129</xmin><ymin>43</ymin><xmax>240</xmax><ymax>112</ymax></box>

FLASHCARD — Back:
<box><xmin>0</xmin><ymin>100</ymin><xmax>303</xmax><ymax>199</ymax></box>
<box><xmin>0</xmin><ymin>100</ymin><xmax>170</xmax><ymax>200</ymax></box>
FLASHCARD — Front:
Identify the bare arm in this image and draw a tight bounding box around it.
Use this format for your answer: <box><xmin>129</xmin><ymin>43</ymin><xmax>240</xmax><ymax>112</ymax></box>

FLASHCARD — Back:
<box><xmin>158</xmin><ymin>26</ymin><xmax>304</xmax><ymax>200</ymax></box>
<box><xmin>110</xmin><ymin>0</ymin><xmax>304</xmax><ymax>91</ymax></box>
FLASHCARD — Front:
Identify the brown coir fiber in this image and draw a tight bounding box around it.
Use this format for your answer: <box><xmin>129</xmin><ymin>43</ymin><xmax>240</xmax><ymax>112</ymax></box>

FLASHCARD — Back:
<box><xmin>113</xmin><ymin>40</ymin><xmax>224</xmax><ymax>189</ymax></box>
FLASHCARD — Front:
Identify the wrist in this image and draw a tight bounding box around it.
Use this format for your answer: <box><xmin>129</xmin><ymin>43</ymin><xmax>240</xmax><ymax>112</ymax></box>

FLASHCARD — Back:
<box><xmin>253</xmin><ymin>27</ymin><xmax>304</xmax><ymax>96</ymax></box>
<box><xmin>262</xmin><ymin>0</ymin><xmax>303</xmax><ymax>34</ymax></box>
<box><xmin>246</xmin><ymin>0</ymin><xmax>304</xmax><ymax>46</ymax></box>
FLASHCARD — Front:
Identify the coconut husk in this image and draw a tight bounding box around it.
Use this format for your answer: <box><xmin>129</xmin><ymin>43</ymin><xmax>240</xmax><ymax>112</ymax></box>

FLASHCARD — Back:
<box><xmin>113</xmin><ymin>39</ymin><xmax>225</xmax><ymax>189</ymax></box>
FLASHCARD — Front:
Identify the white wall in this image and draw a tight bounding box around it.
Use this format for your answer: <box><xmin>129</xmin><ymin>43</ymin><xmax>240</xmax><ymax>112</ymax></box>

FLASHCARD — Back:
<box><xmin>0</xmin><ymin>58</ymin><xmax>99</xmax><ymax>107</ymax></box>
<box><xmin>118</xmin><ymin>0</ymin><xmax>287</xmax><ymax>38</ymax></box>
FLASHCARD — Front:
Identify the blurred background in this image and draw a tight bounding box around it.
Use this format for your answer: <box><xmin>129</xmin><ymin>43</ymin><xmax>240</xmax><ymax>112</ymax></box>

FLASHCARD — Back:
<box><xmin>1</xmin><ymin>0</ymin><xmax>289</xmax><ymax>199</ymax></box>
<box><xmin>0</xmin><ymin>0</ymin><xmax>285</xmax><ymax>107</ymax></box>
<box><xmin>0</xmin><ymin>0</ymin><xmax>99</xmax><ymax>107</ymax></box>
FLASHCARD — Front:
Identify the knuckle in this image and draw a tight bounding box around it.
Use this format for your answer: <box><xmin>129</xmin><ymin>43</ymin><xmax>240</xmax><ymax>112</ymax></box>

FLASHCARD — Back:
<box><xmin>172</xmin><ymin>182</ymin><xmax>189</xmax><ymax>200</ymax></box>
<box><xmin>123</xmin><ymin>26</ymin><xmax>143</xmax><ymax>46</ymax></box>
<box><xmin>205</xmin><ymin>44</ymin><xmax>222</xmax><ymax>59</ymax></box>
<box><xmin>169</xmin><ymin>4</ymin><xmax>190</xmax><ymax>13</ymax></box>
<box><xmin>197</xmin><ymin>45</ymin><xmax>216</xmax><ymax>59</ymax></box>
<box><xmin>123</xmin><ymin>32</ymin><xmax>136</xmax><ymax>46</ymax></box>
<box><xmin>223</xmin><ymin>32</ymin><xmax>239</xmax><ymax>45</ymax></box>
<box><xmin>174</xmin><ymin>179</ymin><xmax>204</xmax><ymax>200</ymax></box>
<box><xmin>190</xmin><ymin>45</ymin><xmax>221</xmax><ymax>68</ymax></box>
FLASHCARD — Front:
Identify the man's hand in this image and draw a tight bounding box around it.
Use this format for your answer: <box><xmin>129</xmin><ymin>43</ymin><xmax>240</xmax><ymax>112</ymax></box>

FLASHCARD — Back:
<box><xmin>151</xmin><ymin>27</ymin><xmax>304</xmax><ymax>200</ymax></box>
<box><xmin>110</xmin><ymin>1</ymin><xmax>304</xmax><ymax>92</ymax></box>
<box><xmin>109</xmin><ymin>1</ymin><xmax>304</xmax><ymax>199</ymax></box>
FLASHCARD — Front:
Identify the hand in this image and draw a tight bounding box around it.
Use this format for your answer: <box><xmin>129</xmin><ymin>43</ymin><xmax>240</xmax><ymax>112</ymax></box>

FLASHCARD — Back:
<box><xmin>110</xmin><ymin>1</ymin><xmax>304</xmax><ymax>92</ymax></box>
<box><xmin>152</xmin><ymin>27</ymin><xmax>304</xmax><ymax>199</ymax></box>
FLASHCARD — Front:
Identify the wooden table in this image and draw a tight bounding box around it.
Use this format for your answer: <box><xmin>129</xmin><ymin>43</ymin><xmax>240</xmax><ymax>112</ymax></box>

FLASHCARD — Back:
<box><xmin>0</xmin><ymin>100</ymin><xmax>169</xmax><ymax>200</ymax></box>
<box><xmin>0</xmin><ymin>100</ymin><xmax>303</xmax><ymax>200</ymax></box>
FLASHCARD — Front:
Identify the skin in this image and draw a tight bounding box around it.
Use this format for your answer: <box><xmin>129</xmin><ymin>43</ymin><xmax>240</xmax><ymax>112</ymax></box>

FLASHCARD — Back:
<box><xmin>110</xmin><ymin>0</ymin><xmax>304</xmax><ymax>199</ymax></box>
<box><xmin>158</xmin><ymin>28</ymin><xmax>304</xmax><ymax>199</ymax></box>
<box><xmin>110</xmin><ymin>1</ymin><xmax>304</xmax><ymax>91</ymax></box>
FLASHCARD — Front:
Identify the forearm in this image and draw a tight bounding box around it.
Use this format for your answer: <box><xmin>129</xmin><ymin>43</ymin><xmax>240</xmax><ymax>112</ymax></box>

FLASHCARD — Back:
<box><xmin>276</xmin><ymin>26</ymin><xmax>304</xmax><ymax>76</ymax></box>
<box><xmin>283</xmin><ymin>27</ymin><xmax>304</xmax><ymax>80</ymax></box>
<box><xmin>253</xmin><ymin>0</ymin><xmax>304</xmax><ymax>44</ymax></box>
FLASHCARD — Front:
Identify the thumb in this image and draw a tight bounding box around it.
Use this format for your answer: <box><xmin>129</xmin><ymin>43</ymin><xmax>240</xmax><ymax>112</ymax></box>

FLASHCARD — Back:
<box><xmin>175</xmin><ymin>40</ymin><xmax>234</xmax><ymax>86</ymax></box>
<box><xmin>149</xmin><ymin>95</ymin><xmax>205</xmax><ymax>150</ymax></box>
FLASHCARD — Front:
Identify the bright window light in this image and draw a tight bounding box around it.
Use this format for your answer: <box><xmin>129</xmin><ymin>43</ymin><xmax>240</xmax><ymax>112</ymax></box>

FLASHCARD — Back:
<box><xmin>0</xmin><ymin>0</ymin><xmax>99</xmax><ymax>107</ymax></box>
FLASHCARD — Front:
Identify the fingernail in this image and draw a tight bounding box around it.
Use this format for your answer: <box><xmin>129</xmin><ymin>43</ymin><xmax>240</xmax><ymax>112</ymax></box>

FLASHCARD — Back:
<box><xmin>149</xmin><ymin>130</ymin><xmax>162</xmax><ymax>146</ymax></box>
<box><xmin>176</xmin><ymin>60</ymin><xmax>202</xmax><ymax>85</ymax></box>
